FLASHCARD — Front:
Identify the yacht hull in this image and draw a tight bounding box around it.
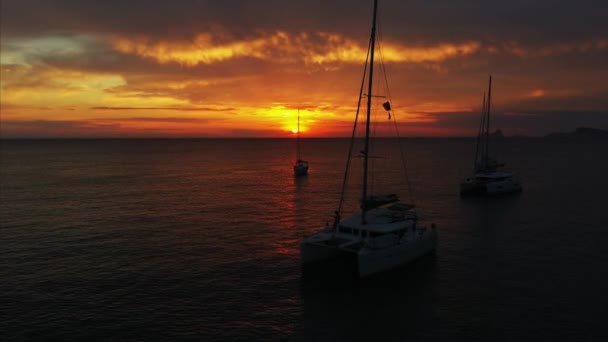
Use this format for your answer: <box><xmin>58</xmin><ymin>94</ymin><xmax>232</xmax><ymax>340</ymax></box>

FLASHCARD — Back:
<box><xmin>460</xmin><ymin>181</ymin><xmax>522</xmax><ymax>196</ymax></box>
<box><xmin>294</xmin><ymin>165</ymin><xmax>308</xmax><ymax>177</ymax></box>
<box><xmin>300</xmin><ymin>233</ymin><xmax>348</xmax><ymax>264</ymax></box>
<box><xmin>358</xmin><ymin>229</ymin><xmax>437</xmax><ymax>277</ymax></box>
<box><xmin>460</xmin><ymin>173</ymin><xmax>522</xmax><ymax>196</ymax></box>
<box><xmin>301</xmin><ymin>226</ymin><xmax>438</xmax><ymax>278</ymax></box>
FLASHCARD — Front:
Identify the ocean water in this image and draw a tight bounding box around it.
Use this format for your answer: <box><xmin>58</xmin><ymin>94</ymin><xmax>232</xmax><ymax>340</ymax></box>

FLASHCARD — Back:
<box><xmin>1</xmin><ymin>138</ymin><xmax>607</xmax><ymax>341</ymax></box>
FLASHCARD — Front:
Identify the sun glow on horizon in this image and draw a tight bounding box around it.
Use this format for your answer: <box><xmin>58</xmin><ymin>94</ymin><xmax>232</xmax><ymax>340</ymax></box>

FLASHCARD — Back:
<box><xmin>1</xmin><ymin>27</ymin><xmax>605</xmax><ymax>138</ymax></box>
<box><xmin>261</xmin><ymin>105</ymin><xmax>319</xmax><ymax>135</ymax></box>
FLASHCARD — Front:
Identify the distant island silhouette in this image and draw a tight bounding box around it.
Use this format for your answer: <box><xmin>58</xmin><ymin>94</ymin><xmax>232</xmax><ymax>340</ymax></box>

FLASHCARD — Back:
<box><xmin>491</xmin><ymin>129</ymin><xmax>504</xmax><ymax>138</ymax></box>
<box><xmin>544</xmin><ymin>127</ymin><xmax>608</xmax><ymax>140</ymax></box>
<box><xmin>482</xmin><ymin>127</ymin><xmax>608</xmax><ymax>140</ymax></box>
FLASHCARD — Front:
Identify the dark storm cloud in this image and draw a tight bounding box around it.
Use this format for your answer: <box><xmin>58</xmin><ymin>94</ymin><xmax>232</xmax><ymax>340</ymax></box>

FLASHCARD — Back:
<box><xmin>2</xmin><ymin>0</ymin><xmax>607</xmax><ymax>44</ymax></box>
<box><xmin>4</xmin><ymin>1</ymin><xmax>607</xmax><ymax>83</ymax></box>
<box><xmin>505</xmin><ymin>92</ymin><xmax>608</xmax><ymax>112</ymax></box>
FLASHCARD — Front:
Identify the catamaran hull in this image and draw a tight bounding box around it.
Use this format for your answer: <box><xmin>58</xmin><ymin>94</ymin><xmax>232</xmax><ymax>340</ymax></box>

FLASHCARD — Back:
<box><xmin>460</xmin><ymin>182</ymin><xmax>522</xmax><ymax>196</ymax></box>
<box><xmin>357</xmin><ymin>230</ymin><xmax>437</xmax><ymax>277</ymax></box>
<box><xmin>300</xmin><ymin>240</ymin><xmax>346</xmax><ymax>264</ymax></box>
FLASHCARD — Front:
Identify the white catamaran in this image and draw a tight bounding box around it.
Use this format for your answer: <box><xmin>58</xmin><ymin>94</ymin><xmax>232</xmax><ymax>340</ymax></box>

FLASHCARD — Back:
<box><xmin>300</xmin><ymin>0</ymin><xmax>437</xmax><ymax>278</ymax></box>
<box><xmin>293</xmin><ymin>109</ymin><xmax>309</xmax><ymax>177</ymax></box>
<box><xmin>460</xmin><ymin>76</ymin><xmax>522</xmax><ymax>195</ymax></box>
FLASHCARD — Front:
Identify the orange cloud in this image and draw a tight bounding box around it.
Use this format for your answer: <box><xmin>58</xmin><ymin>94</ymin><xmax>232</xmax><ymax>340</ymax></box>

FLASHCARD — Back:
<box><xmin>307</xmin><ymin>34</ymin><xmax>480</xmax><ymax>64</ymax></box>
<box><xmin>528</xmin><ymin>89</ymin><xmax>545</xmax><ymax>98</ymax></box>
<box><xmin>113</xmin><ymin>32</ymin><xmax>278</xmax><ymax>66</ymax></box>
<box><xmin>112</xmin><ymin>31</ymin><xmax>481</xmax><ymax>66</ymax></box>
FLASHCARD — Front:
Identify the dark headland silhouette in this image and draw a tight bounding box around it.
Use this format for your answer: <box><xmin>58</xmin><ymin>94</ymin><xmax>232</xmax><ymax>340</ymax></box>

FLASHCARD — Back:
<box><xmin>544</xmin><ymin>127</ymin><xmax>608</xmax><ymax>140</ymax></box>
<box><xmin>491</xmin><ymin>129</ymin><xmax>504</xmax><ymax>138</ymax></box>
<box><xmin>484</xmin><ymin>127</ymin><xmax>608</xmax><ymax>140</ymax></box>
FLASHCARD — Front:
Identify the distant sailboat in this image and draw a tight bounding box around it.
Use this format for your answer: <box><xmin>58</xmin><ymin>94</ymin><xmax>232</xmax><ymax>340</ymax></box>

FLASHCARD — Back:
<box><xmin>293</xmin><ymin>109</ymin><xmax>309</xmax><ymax>176</ymax></box>
<box><xmin>460</xmin><ymin>76</ymin><xmax>522</xmax><ymax>195</ymax></box>
<box><xmin>300</xmin><ymin>0</ymin><xmax>437</xmax><ymax>277</ymax></box>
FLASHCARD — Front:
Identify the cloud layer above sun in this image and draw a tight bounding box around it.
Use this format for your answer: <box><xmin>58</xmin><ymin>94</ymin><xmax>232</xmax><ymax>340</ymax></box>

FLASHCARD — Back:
<box><xmin>1</xmin><ymin>0</ymin><xmax>607</xmax><ymax>137</ymax></box>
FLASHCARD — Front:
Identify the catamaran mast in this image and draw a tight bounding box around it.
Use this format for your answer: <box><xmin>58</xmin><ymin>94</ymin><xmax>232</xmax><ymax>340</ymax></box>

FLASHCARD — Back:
<box><xmin>485</xmin><ymin>75</ymin><xmax>492</xmax><ymax>168</ymax></box>
<box><xmin>474</xmin><ymin>92</ymin><xmax>486</xmax><ymax>170</ymax></box>
<box><xmin>361</xmin><ymin>0</ymin><xmax>378</xmax><ymax>224</ymax></box>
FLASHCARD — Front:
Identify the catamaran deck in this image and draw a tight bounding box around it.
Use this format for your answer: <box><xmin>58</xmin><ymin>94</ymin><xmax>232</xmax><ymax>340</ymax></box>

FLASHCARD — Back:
<box><xmin>339</xmin><ymin>203</ymin><xmax>416</xmax><ymax>232</ymax></box>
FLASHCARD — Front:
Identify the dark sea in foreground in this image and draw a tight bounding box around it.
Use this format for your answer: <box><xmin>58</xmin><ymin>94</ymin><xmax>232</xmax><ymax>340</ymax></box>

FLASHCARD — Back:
<box><xmin>1</xmin><ymin>138</ymin><xmax>608</xmax><ymax>341</ymax></box>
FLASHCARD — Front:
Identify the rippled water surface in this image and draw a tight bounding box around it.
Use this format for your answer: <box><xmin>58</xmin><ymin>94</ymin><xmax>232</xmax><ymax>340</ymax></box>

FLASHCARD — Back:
<box><xmin>2</xmin><ymin>138</ymin><xmax>608</xmax><ymax>341</ymax></box>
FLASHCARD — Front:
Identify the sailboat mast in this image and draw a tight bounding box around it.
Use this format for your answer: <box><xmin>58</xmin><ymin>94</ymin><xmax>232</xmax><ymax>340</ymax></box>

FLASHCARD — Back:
<box><xmin>485</xmin><ymin>75</ymin><xmax>492</xmax><ymax>166</ymax></box>
<box><xmin>361</xmin><ymin>0</ymin><xmax>378</xmax><ymax>224</ymax></box>
<box><xmin>297</xmin><ymin>109</ymin><xmax>301</xmax><ymax>160</ymax></box>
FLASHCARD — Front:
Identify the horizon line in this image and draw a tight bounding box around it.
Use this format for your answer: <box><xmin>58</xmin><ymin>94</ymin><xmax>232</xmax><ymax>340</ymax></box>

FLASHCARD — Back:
<box><xmin>0</xmin><ymin>135</ymin><xmax>551</xmax><ymax>140</ymax></box>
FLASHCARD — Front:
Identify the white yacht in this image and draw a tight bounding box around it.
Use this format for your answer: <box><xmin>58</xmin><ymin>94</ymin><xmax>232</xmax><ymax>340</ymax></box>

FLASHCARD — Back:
<box><xmin>460</xmin><ymin>76</ymin><xmax>522</xmax><ymax>196</ymax></box>
<box><xmin>301</xmin><ymin>201</ymin><xmax>437</xmax><ymax>277</ymax></box>
<box><xmin>300</xmin><ymin>0</ymin><xmax>437</xmax><ymax>278</ymax></box>
<box><xmin>460</xmin><ymin>171</ymin><xmax>522</xmax><ymax>195</ymax></box>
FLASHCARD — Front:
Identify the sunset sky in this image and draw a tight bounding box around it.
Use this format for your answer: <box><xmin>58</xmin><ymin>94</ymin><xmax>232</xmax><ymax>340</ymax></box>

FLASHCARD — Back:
<box><xmin>1</xmin><ymin>0</ymin><xmax>607</xmax><ymax>138</ymax></box>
